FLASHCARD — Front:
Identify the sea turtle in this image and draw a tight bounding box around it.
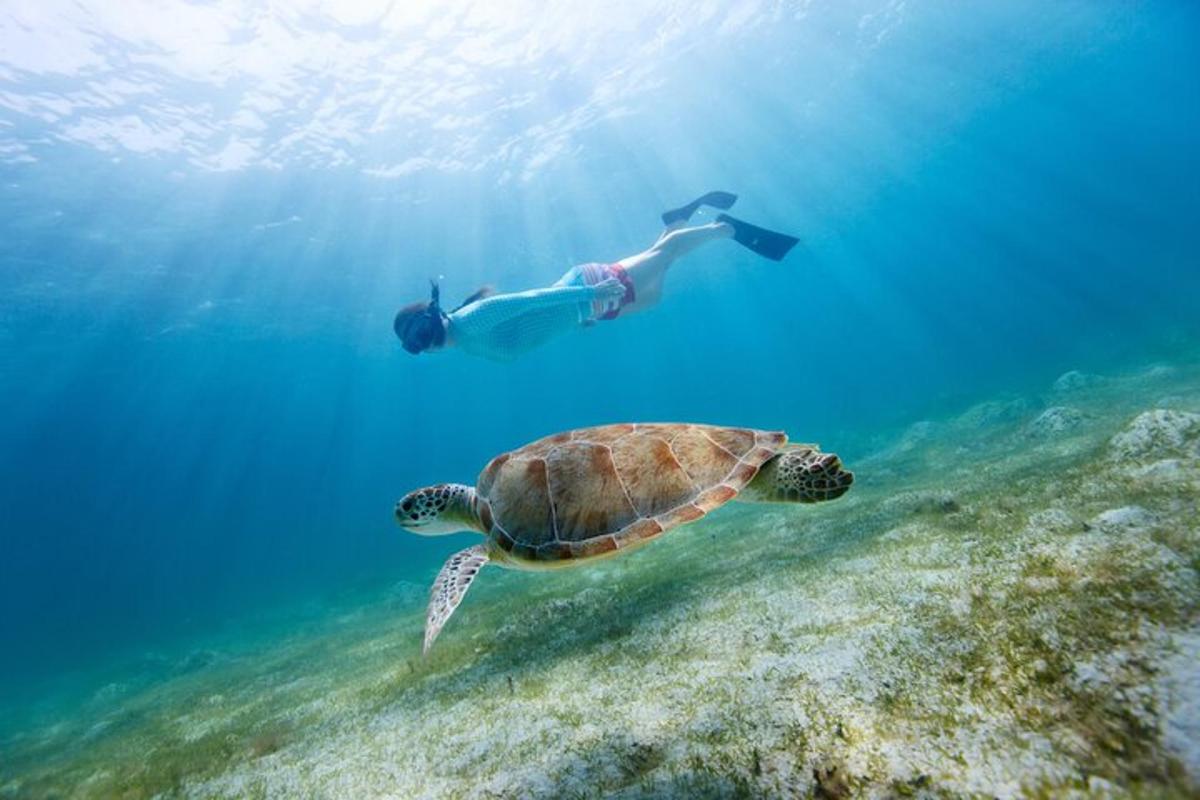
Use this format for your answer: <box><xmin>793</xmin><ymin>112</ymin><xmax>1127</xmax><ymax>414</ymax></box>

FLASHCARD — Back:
<box><xmin>395</xmin><ymin>423</ymin><xmax>853</xmax><ymax>653</ymax></box>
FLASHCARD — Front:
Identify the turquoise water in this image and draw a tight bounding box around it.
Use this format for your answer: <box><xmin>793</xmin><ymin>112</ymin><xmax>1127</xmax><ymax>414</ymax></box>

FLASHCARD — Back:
<box><xmin>1</xmin><ymin>2</ymin><xmax>1198</xmax><ymax>796</ymax></box>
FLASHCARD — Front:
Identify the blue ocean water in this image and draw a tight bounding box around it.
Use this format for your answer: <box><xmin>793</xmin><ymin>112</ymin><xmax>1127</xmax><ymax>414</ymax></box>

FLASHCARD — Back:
<box><xmin>0</xmin><ymin>0</ymin><xmax>1197</xmax><ymax>726</ymax></box>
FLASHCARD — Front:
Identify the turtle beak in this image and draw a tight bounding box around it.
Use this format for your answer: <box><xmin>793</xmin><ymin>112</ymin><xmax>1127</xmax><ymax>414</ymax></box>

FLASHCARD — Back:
<box><xmin>395</xmin><ymin>493</ymin><xmax>424</xmax><ymax>530</ymax></box>
<box><xmin>394</xmin><ymin>487</ymin><xmax>465</xmax><ymax>536</ymax></box>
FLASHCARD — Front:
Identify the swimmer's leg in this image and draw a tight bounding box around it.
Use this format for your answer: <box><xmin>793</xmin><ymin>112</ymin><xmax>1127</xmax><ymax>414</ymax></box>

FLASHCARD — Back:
<box><xmin>648</xmin><ymin>221</ymin><xmax>735</xmax><ymax>261</ymax></box>
<box><xmin>621</xmin><ymin>222</ymin><xmax>735</xmax><ymax>309</ymax></box>
<box><xmin>661</xmin><ymin>191</ymin><xmax>738</xmax><ymax>227</ymax></box>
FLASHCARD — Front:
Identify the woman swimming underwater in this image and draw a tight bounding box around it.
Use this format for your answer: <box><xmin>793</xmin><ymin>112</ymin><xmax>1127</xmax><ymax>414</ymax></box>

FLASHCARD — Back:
<box><xmin>393</xmin><ymin>191</ymin><xmax>799</xmax><ymax>361</ymax></box>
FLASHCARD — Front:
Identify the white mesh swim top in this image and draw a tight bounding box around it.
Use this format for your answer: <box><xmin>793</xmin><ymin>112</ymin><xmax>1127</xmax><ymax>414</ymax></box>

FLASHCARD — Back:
<box><xmin>447</xmin><ymin>285</ymin><xmax>596</xmax><ymax>361</ymax></box>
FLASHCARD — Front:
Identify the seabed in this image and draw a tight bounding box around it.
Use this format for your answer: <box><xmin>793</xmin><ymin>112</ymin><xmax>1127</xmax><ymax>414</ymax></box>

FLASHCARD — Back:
<box><xmin>2</xmin><ymin>360</ymin><xmax>1198</xmax><ymax>799</ymax></box>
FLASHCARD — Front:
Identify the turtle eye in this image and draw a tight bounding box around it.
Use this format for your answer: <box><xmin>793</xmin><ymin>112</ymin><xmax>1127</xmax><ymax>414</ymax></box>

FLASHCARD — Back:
<box><xmin>401</xmin><ymin>499</ymin><xmax>413</xmax><ymax>512</ymax></box>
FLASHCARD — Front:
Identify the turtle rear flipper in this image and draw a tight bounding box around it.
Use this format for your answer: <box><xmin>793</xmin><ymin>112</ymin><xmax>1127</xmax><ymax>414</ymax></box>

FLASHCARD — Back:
<box><xmin>425</xmin><ymin>545</ymin><xmax>489</xmax><ymax>654</ymax></box>
<box><xmin>739</xmin><ymin>446</ymin><xmax>853</xmax><ymax>504</ymax></box>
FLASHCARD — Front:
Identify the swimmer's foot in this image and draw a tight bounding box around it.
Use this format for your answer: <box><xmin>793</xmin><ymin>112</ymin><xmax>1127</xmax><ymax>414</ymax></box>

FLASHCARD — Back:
<box><xmin>661</xmin><ymin>190</ymin><xmax>738</xmax><ymax>226</ymax></box>
<box><xmin>716</xmin><ymin>213</ymin><xmax>800</xmax><ymax>262</ymax></box>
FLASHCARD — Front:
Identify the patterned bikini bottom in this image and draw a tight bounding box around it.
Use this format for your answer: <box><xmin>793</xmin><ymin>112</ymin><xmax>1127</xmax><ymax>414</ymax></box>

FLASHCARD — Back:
<box><xmin>555</xmin><ymin>262</ymin><xmax>637</xmax><ymax>322</ymax></box>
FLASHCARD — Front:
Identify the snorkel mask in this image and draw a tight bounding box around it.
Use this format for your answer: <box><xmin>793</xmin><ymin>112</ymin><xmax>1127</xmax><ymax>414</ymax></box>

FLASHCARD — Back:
<box><xmin>396</xmin><ymin>280</ymin><xmax>448</xmax><ymax>354</ymax></box>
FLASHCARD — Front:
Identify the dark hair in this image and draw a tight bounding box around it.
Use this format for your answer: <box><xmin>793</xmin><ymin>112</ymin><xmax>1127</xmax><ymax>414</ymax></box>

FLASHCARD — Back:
<box><xmin>393</xmin><ymin>301</ymin><xmax>442</xmax><ymax>354</ymax></box>
<box><xmin>393</xmin><ymin>283</ymin><xmax>495</xmax><ymax>354</ymax></box>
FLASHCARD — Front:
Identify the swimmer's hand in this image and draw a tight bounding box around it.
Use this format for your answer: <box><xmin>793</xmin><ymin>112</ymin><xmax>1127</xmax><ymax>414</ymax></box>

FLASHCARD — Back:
<box><xmin>591</xmin><ymin>277</ymin><xmax>626</xmax><ymax>301</ymax></box>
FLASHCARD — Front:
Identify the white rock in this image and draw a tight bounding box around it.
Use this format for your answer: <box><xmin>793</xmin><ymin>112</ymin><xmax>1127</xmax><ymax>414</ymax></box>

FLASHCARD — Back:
<box><xmin>1025</xmin><ymin>406</ymin><xmax>1085</xmax><ymax>438</ymax></box>
<box><xmin>1087</xmin><ymin>775</ymin><xmax>1121</xmax><ymax>797</ymax></box>
<box><xmin>1091</xmin><ymin>506</ymin><xmax>1156</xmax><ymax>534</ymax></box>
<box><xmin>959</xmin><ymin>397</ymin><xmax>1040</xmax><ymax>429</ymax></box>
<box><xmin>1160</xmin><ymin>632</ymin><xmax>1200</xmax><ymax>782</ymax></box>
<box><xmin>1139</xmin><ymin>364</ymin><xmax>1177</xmax><ymax>380</ymax></box>
<box><xmin>1109</xmin><ymin>409</ymin><xmax>1200</xmax><ymax>461</ymax></box>
<box><xmin>1025</xmin><ymin>508</ymin><xmax>1077</xmax><ymax>534</ymax></box>
<box><xmin>1052</xmin><ymin>370</ymin><xmax>1103</xmax><ymax>393</ymax></box>
<box><xmin>1131</xmin><ymin>459</ymin><xmax>1194</xmax><ymax>486</ymax></box>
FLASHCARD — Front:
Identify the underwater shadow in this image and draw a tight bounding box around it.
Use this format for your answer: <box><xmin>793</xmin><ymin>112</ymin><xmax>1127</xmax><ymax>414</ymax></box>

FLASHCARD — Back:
<box><xmin>384</xmin><ymin>496</ymin><xmax>893</xmax><ymax>718</ymax></box>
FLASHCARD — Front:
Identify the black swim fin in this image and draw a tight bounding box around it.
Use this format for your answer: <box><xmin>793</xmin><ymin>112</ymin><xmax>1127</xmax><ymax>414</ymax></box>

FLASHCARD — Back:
<box><xmin>717</xmin><ymin>213</ymin><xmax>800</xmax><ymax>262</ymax></box>
<box><xmin>661</xmin><ymin>190</ymin><xmax>738</xmax><ymax>226</ymax></box>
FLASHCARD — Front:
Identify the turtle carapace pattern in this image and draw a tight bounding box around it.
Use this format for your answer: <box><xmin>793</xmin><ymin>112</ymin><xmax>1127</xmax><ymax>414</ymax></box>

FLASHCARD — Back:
<box><xmin>396</xmin><ymin>423</ymin><xmax>853</xmax><ymax>653</ymax></box>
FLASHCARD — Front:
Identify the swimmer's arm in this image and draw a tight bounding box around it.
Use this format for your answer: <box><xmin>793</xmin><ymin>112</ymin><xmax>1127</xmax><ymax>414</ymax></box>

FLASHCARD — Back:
<box><xmin>450</xmin><ymin>285</ymin><xmax>597</xmax><ymax>326</ymax></box>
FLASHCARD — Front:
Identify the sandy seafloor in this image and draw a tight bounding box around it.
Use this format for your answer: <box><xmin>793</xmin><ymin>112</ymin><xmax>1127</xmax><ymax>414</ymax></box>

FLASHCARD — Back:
<box><xmin>2</xmin><ymin>359</ymin><xmax>1198</xmax><ymax>800</ymax></box>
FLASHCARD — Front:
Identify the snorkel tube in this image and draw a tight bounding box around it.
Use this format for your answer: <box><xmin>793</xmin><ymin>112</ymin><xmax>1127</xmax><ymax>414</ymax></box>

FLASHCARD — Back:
<box><xmin>395</xmin><ymin>280</ymin><xmax>449</xmax><ymax>354</ymax></box>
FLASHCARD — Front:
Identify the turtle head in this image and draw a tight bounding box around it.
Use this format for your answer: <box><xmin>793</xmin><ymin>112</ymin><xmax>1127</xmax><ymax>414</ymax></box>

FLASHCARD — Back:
<box><xmin>395</xmin><ymin>483</ymin><xmax>481</xmax><ymax>535</ymax></box>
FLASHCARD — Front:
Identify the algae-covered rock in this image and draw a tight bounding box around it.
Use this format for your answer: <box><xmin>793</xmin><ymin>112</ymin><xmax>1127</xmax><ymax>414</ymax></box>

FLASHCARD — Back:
<box><xmin>1025</xmin><ymin>405</ymin><xmax>1086</xmax><ymax>437</ymax></box>
<box><xmin>1138</xmin><ymin>364</ymin><xmax>1179</xmax><ymax>381</ymax></box>
<box><xmin>957</xmin><ymin>396</ymin><xmax>1042</xmax><ymax>429</ymax></box>
<box><xmin>1091</xmin><ymin>505</ymin><xmax>1157</xmax><ymax>534</ymax></box>
<box><xmin>1130</xmin><ymin>458</ymin><xmax>1199</xmax><ymax>490</ymax></box>
<box><xmin>1053</xmin><ymin>369</ymin><xmax>1104</xmax><ymax>393</ymax></box>
<box><xmin>1109</xmin><ymin>409</ymin><xmax>1200</xmax><ymax>461</ymax></box>
<box><xmin>1024</xmin><ymin>507</ymin><xmax>1078</xmax><ymax>535</ymax></box>
<box><xmin>1159</xmin><ymin>632</ymin><xmax>1200</xmax><ymax>782</ymax></box>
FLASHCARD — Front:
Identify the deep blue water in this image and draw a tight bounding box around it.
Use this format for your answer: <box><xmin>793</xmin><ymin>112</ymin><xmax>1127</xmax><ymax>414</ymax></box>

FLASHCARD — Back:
<box><xmin>1</xmin><ymin>1</ymin><xmax>1197</xmax><ymax>709</ymax></box>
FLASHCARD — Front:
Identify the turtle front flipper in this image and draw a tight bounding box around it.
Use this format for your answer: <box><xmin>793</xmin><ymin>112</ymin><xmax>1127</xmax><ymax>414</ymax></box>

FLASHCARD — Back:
<box><xmin>738</xmin><ymin>445</ymin><xmax>853</xmax><ymax>504</ymax></box>
<box><xmin>424</xmin><ymin>545</ymin><xmax>490</xmax><ymax>654</ymax></box>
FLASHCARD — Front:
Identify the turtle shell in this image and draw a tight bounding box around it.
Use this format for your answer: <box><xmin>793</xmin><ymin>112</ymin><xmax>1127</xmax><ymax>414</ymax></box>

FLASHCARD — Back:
<box><xmin>475</xmin><ymin>423</ymin><xmax>788</xmax><ymax>563</ymax></box>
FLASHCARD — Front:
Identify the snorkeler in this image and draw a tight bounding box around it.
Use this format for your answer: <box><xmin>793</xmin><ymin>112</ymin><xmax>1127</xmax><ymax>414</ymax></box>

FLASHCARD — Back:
<box><xmin>393</xmin><ymin>191</ymin><xmax>799</xmax><ymax>361</ymax></box>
